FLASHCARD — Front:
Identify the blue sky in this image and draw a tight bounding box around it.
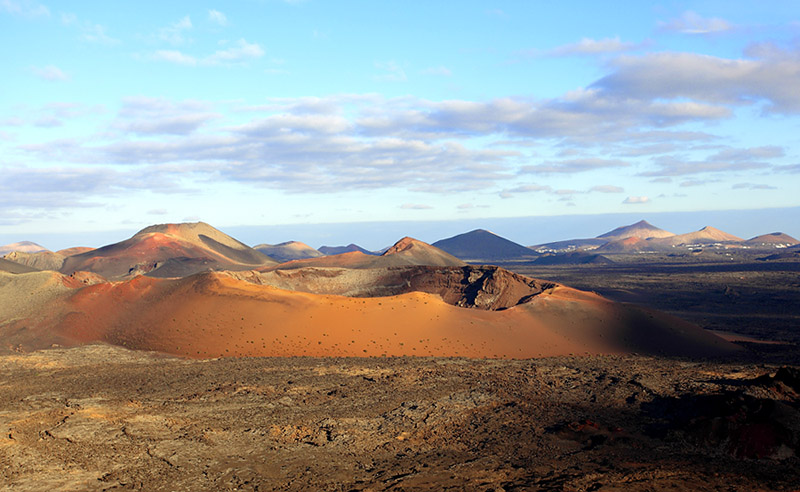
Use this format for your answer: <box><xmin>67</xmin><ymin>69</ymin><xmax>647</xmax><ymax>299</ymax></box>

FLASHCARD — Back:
<box><xmin>2</xmin><ymin>1</ymin><xmax>800</xmax><ymax>247</ymax></box>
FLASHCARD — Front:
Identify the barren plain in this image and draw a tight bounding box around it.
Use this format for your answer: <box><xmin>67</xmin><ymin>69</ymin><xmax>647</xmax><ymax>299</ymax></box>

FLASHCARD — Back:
<box><xmin>2</xmin><ymin>345</ymin><xmax>799</xmax><ymax>491</ymax></box>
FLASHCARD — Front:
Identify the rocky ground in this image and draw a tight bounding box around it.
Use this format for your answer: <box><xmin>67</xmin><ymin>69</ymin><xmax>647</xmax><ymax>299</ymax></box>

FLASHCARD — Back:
<box><xmin>509</xmin><ymin>254</ymin><xmax>800</xmax><ymax>344</ymax></box>
<box><xmin>1</xmin><ymin>344</ymin><xmax>798</xmax><ymax>491</ymax></box>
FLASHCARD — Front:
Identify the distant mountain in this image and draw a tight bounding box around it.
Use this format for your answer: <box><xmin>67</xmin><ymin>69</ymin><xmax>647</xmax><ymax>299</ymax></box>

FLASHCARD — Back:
<box><xmin>596</xmin><ymin>226</ymin><xmax>744</xmax><ymax>252</ymax></box>
<box><xmin>655</xmin><ymin>226</ymin><xmax>742</xmax><ymax>247</ymax></box>
<box><xmin>432</xmin><ymin>229</ymin><xmax>538</xmax><ymax>262</ymax></box>
<box><xmin>532</xmin><ymin>219</ymin><xmax>674</xmax><ymax>253</ymax></box>
<box><xmin>745</xmin><ymin>232</ymin><xmax>799</xmax><ymax>247</ymax></box>
<box><xmin>535</xmin><ymin>220</ymin><xmax>762</xmax><ymax>254</ymax></box>
<box><xmin>597</xmin><ymin>220</ymin><xmax>675</xmax><ymax>241</ymax></box>
<box><xmin>60</xmin><ymin>222</ymin><xmax>277</xmax><ymax>279</ymax></box>
<box><xmin>0</xmin><ymin>241</ymin><xmax>48</xmax><ymax>256</ymax></box>
<box><xmin>318</xmin><ymin>244</ymin><xmax>377</xmax><ymax>256</ymax></box>
<box><xmin>273</xmin><ymin>237</ymin><xmax>465</xmax><ymax>270</ymax></box>
<box><xmin>254</xmin><ymin>241</ymin><xmax>324</xmax><ymax>263</ymax></box>
<box><xmin>594</xmin><ymin>236</ymin><xmax>650</xmax><ymax>253</ymax></box>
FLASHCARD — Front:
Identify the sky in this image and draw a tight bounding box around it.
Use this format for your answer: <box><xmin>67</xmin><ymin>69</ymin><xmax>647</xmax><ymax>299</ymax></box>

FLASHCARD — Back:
<box><xmin>2</xmin><ymin>1</ymin><xmax>800</xmax><ymax>248</ymax></box>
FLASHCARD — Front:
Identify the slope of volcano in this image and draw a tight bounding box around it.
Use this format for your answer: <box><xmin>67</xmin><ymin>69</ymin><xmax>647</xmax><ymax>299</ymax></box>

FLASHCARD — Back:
<box><xmin>746</xmin><ymin>232</ymin><xmax>799</xmax><ymax>246</ymax></box>
<box><xmin>60</xmin><ymin>222</ymin><xmax>276</xmax><ymax>279</ymax></box>
<box><xmin>1</xmin><ymin>266</ymin><xmax>739</xmax><ymax>359</ymax></box>
<box><xmin>655</xmin><ymin>226</ymin><xmax>743</xmax><ymax>246</ymax></box>
<box><xmin>597</xmin><ymin>220</ymin><xmax>676</xmax><ymax>241</ymax></box>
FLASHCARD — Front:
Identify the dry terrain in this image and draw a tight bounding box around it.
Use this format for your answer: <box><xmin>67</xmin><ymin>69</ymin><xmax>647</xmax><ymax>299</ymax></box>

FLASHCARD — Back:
<box><xmin>1</xmin><ymin>222</ymin><xmax>798</xmax><ymax>491</ymax></box>
<box><xmin>507</xmin><ymin>251</ymin><xmax>800</xmax><ymax>346</ymax></box>
<box><xmin>1</xmin><ymin>344</ymin><xmax>798</xmax><ymax>491</ymax></box>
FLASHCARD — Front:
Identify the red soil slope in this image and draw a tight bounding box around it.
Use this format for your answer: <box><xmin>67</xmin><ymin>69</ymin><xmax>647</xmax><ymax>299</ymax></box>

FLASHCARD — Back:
<box><xmin>2</xmin><ymin>270</ymin><xmax>740</xmax><ymax>359</ymax></box>
<box><xmin>61</xmin><ymin>222</ymin><xmax>276</xmax><ymax>279</ymax></box>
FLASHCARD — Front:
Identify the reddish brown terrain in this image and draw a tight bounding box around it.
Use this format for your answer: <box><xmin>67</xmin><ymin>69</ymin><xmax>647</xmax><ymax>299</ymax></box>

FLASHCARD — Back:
<box><xmin>59</xmin><ymin>222</ymin><xmax>276</xmax><ymax>279</ymax></box>
<box><xmin>0</xmin><ymin>264</ymin><xmax>739</xmax><ymax>360</ymax></box>
<box><xmin>0</xmin><ymin>227</ymin><xmax>738</xmax><ymax>360</ymax></box>
<box><xmin>0</xmin><ymin>221</ymin><xmax>798</xmax><ymax>490</ymax></box>
<box><xmin>0</xmin><ymin>346</ymin><xmax>798</xmax><ymax>491</ymax></box>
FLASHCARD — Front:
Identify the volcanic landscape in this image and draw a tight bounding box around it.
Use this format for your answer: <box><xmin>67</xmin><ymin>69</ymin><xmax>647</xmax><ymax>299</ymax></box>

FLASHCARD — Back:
<box><xmin>1</xmin><ymin>220</ymin><xmax>798</xmax><ymax>491</ymax></box>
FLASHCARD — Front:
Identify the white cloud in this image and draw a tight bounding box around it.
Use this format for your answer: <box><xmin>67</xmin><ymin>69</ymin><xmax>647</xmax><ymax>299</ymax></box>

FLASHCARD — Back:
<box><xmin>114</xmin><ymin>96</ymin><xmax>219</xmax><ymax>135</ymax></box>
<box><xmin>550</xmin><ymin>37</ymin><xmax>640</xmax><ymax>56</ymax></box>
<box><xmin>153</xmin><ymin>50</ymin><xmax>197</xmax><ymax>66</ymax></box>
<box><xmin>710</xmin><ymin>146</ymin><xmax>784</xmax><ymax>162</ymax></box>
<box><xmin>152</xmin><ymin>39</ymin><xmax>264</xmax><ymax>66</ymax></box>
<box><xmin>374</xmin><ymin>61</ymin><xmax>407</xmax><ymax>82</ymax></box>
<box><xmin>521</xmin><ymin>158</ymin><xmax>629</xmax><ymax>174</ymax></box>
<box><xmin>660</xmin><ymin>11</ymin><xmax>733</xmax><ymax>35</ymax></box>
<box><xmin>31</xmin><ymin>65</ymin><xmax>68</xmax><ymax>81</ymax></box>
<box><xmin>208</xmin><ymin>9</ymin><xmax>227</xmax><ymax>26</ymax></box>
<box><xmin>501</xmin><ymin>184</ymin><xmax>552</xmax><ymax>195</ymax></box>
<box><xmin>640</xmin><ymin>146</ymin><xmax>778</xmax><ymax>177</ymax></box>
<box><xmin>34</xmin><ymin>116</ymin><xmax>62</xmax><ymax>127</ymax></box>
<box><xmin>1</xmin><ymin>102</ymin><xmax>102</xmax><ymax>129</ymax></box>
<box><xmin>58</xmin><ymin>12</ymin><xmax>118</xmax><ymax>44</ymax></box>
<box><xmin>595</xmin><ymin>50</ymin><xmax>800</xmax><ymax>114</ymax></box>
<box><xmin>234</xmin><ymin>113</ymin><xmax>352</xmax><ymax>135</ymax></box>
<box><xmin>776</xmin><ymin>164</ymin><xmax>800</xmax><ymax>174</ymax></box>
<box><xmin>0</xmin><ymin>164</ymin><xmax>184</xmax><ymax>209</ymax></box>
<box><xmin>589</xmin><ymin>185</ymin><xmax>624</xmax><ymax>193</ymax></box>
<box><xmin>400</xmin><ymin>203</ymin><xmax>433</xmax><ymax>210</ymax></box>
<box><xmin>732</xmin><ymin>183</ymin><xmax>777</xmax><ymax>190</ymax></box>
<box><xmin>6</xmin><ymin>78</ymin><xmax>791</xmax><ymax>205</ymax></box>
<box><xmin>206</xmin><ymin>39</ymin><xmax>264</xmax><ymax>64</ymax></box>
<box><xmin>20</xmin><ymin>103</ymin><xmax>516</xmax><ymax>194</ymax></box>
<box><xmin>500</xmin><ymin>183</ymin><xmax>626</xmax><ymax>198</ymax></box>
<box><xmin>1</xmin><ymin>0</ymin><xmax>49</xmax><ymax>17</ymax></box>
<box><xmin>159</xmin><ymin>15</ymin><xmax>192</xmax><ymax>45</ymax></box>
<box><xmin>81</xmin><ymin>22</ymin><xmax>118</xmax><ymax>44</ymax></box>
<box><xmin>623</xmin><ymin>196</ymin><xmax>650</xmax><ymax>204</ymax></box>
<box><xmin>421</xmin><ymin>66</ymin><xmax>452</xmax><ymax>76</ymax></box>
